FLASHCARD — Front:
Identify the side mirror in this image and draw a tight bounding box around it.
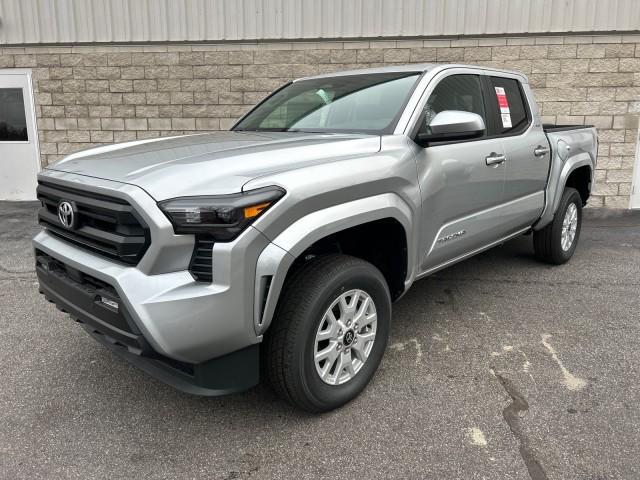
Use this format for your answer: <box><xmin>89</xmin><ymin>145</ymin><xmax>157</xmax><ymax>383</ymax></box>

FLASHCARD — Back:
<box><xmin>416</xmin><ymin>110</ymin><xmax>486</xmax><ymax>145</ymax></box>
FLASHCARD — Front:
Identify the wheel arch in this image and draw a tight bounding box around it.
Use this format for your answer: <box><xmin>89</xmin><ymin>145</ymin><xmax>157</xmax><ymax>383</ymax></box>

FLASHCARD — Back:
<box><xmin>564</xmin><ymin>164</ymin><xmax>592</xmax><ymax>206</ymax></box>
<box><xmin>253</xmin><ymin>193</ymin><xmax>415</xmax><ymax>336</ymax></box>
<box><xmin>535</xmin><ymin>154</ymin><xmax>594</xmax><ymax>231</ymax></box>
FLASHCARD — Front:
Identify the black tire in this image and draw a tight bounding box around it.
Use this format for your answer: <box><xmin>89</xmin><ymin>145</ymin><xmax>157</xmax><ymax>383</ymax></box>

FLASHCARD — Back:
<box><xmin>263</xmin><ymin>254</ymin><xmax>391</xmax><ymax>413</ymax></box>
<box><xmin>533</xmin><ymin>187</ymin><xmax>582</xmax><ymax>265</ymax></box>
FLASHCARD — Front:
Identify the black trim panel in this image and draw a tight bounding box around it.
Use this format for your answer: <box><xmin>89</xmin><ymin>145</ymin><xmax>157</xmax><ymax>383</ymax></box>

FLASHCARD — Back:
<box><xmin>36</xmin><ymin>250</ymin><xmax>149</xmax><ymax>353</ymax></box>
<box><xmin>543</xmin><ymin>124</ymin><xmax>593</xmax><ymax>133</ymax></box>
<box><xmin>189</xmin><ymin>235</ymin><xmax>214</xmax><ymax>282</ymax></box>
<box><xmin>87</xmin><ymin>331</ymin><xmax>259</xmax><ymax>396</ymax></box>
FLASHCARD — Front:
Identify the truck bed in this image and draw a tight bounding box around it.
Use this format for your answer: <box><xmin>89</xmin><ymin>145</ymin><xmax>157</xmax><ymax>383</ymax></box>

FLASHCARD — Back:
<box><xmin>536</xmin><ymin>124</ymin><xmax>598</xmax><ymax>228</ymax></box>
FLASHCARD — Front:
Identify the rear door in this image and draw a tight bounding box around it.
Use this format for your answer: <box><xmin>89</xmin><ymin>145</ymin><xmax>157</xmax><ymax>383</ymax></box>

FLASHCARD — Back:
<box><xmin>485</xmin><ymin>74</ymin><xmax>549</xmax><ymax>227</ymax></box>
<box><xmin>0</xmin><ymin>69</ymin><xmax>40</xmax><ymax>200</ymax></box>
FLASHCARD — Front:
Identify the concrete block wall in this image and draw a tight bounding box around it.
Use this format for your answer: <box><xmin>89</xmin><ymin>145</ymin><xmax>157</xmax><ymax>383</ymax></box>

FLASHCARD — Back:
<box><xmin>1</xmin><ymin>33</ymin><xmax>639</xmax><ymax>207</ymax></box>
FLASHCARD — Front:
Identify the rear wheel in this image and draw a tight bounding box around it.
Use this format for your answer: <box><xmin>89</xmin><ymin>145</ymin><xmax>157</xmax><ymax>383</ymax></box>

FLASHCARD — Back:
<box><xmin>263</xmin><ymin>254</ymin><xmax>391</xmax><ymax>413</ymax></box>
<box><xmin>533</xmin><ymin>187</ymin><xmax>582</xmax><ymax>264</ymax></box>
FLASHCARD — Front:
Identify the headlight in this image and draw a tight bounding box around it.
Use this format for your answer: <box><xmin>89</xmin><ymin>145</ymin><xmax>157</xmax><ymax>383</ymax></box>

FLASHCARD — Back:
<box><xmin>158</xmin><ymin>186</ymin><xmax>285</xmax><ymax>241</ymax></box>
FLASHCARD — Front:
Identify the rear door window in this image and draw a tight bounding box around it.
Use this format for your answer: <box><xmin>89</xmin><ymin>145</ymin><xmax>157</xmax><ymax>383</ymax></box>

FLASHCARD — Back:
<box><xmin>487</xmin><ymin>77</ymin><xmax>530</xmax><ymax>136</ymax></box>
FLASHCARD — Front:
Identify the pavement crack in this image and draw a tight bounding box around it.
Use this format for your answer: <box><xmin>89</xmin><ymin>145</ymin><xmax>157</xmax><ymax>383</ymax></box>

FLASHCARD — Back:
<box><xmin>494</xmin><ymin>372</ymin><xmax>549</xmax><ymax>480</ymax></box>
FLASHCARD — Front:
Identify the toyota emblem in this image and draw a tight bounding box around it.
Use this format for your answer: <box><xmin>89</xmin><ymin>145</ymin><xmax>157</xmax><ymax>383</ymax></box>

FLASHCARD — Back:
<box><xmin>57</xmin><ymin>201</ymin><xmax>76</xmax><ymax>229</ymax></box>
<box><xmin>343</xmin><ymin>330</ymin><xmax>355</xmax><ymax>347</ymax></box>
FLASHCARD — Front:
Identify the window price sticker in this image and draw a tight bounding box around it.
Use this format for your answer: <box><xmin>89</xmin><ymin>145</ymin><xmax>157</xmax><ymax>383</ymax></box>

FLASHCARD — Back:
<box><xmin>495</xmin><ymin>86</ymin><xmax>512</xmax><ymax>128</ymax></box>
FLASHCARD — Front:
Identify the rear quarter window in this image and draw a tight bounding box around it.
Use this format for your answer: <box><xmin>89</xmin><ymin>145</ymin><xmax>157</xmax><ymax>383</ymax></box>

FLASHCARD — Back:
<box><xmin>488</xmin><ymin>77</ymin><xmax>530</xmax><ymax>136</ymax></box>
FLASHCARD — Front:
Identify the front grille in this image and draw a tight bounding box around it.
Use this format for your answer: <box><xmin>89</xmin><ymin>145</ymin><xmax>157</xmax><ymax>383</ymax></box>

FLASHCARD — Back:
<box><xmin>189</xmin><ymin>235</ymin><xmax>214</xmax><ymax>282</ymax></box>
<box><xmin>37</xmin><ymin>180</ymin><xmax>150</xmax><ymax>265</ymax></box>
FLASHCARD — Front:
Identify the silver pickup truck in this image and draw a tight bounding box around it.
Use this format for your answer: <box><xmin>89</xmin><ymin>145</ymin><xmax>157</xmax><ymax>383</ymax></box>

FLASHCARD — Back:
<box><xmin>34</xmin><ymin>64</ymin><xmax>597</xmax><ymax>412</ymax></box>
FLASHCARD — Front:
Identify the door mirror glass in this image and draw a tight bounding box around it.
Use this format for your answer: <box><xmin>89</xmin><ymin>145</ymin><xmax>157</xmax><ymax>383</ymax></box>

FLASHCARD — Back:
<box><xmin>416</xmin><ymin>110</ymin><xmax>485</xmax><ymax>144</ymax></box>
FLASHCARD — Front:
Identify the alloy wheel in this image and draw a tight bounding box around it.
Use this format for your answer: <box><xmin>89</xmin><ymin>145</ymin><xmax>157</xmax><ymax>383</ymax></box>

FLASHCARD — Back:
<box><xmin>313</xmin><ymin>289</ymin><xmax>378</xmax><ymax>385</ymax></box>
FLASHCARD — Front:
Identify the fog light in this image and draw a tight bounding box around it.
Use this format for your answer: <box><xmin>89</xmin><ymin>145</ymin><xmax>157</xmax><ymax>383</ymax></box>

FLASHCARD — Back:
<box><xmin>99</xmin><ymin>296</ymin><xmax>119</xmax><ymax>310</ymax></box>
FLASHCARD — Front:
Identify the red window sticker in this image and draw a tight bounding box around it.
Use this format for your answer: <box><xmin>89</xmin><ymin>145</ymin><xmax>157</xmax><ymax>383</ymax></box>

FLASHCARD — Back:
<box><xmin>494</xmin><ymin>86</ymin><xmax>510</xmax><ymax>112</ymax></box>
<box><xmin>495</xmin><ymin>86</ymin><xmax>512</xmax><ymax>128</ymax></box>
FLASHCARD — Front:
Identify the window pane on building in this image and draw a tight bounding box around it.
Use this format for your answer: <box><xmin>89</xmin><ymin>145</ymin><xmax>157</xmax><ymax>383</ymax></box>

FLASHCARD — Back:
<box><xmin>0</xmin><ymin>89</ymin><xmax>28</xmax><ymax>142</ymax></box>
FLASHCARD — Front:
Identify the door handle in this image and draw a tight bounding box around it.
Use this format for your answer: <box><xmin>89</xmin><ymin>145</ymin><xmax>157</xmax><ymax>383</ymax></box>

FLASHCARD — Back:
<box><xmin>485</xmin><ymin>153</ymin><xmax>506</xmax><ymax>166</ymax></box>
<box><xmin>534</xmin><ymin>145</ymin><xmax>550</xmax><ymax>157</ymax></box>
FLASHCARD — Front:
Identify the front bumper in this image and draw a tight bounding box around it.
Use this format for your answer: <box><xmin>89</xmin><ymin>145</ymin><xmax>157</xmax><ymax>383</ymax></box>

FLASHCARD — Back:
<box><xmin>35</xmin><ymin>247</ymin><xmax>260</xmax><ymax>395</ymax></box>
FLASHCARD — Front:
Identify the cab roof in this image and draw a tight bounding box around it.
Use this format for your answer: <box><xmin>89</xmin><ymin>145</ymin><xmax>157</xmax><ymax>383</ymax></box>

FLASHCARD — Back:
<box><xmin>296</xmin><ymin>63</ymin><xmax>529</xmax><ymax>83</ymax></box>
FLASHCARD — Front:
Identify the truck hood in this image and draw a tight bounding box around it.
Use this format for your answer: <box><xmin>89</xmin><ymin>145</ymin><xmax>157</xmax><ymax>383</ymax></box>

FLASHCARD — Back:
<box><xmin>46</xmin><ymin>131</ymin><xmax>381</xmax><ymax>200</ymax></box>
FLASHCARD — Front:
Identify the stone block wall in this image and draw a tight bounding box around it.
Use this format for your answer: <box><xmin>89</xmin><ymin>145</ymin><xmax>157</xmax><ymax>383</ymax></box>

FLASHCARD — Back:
<box><xmin>1</xmin><ymin>33</ymin><xmax>639</xmax><ymax>207</ymax></box>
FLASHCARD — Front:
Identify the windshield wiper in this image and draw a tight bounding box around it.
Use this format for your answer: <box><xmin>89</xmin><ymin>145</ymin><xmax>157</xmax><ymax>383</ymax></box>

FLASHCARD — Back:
<box><xmin>286</xmin><ymin>129</ymin><xmax>335</xmax><ymax>134</ymax></box>
<box><xmin>234</xmin><ymin>127</ymin><xmax>336</xmax><ymax>134</ymax></box>
<box><xmin>234</xmin><ymin>127</ymin><xmax>290</xmax><ymax>132</ymax></box>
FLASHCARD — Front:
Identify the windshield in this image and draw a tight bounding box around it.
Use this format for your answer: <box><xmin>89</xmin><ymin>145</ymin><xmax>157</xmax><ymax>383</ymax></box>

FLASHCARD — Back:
<box><xmin>233</xmin><ymin>72</ymin><xmax>421</xmax><ymax>135</ymax></box>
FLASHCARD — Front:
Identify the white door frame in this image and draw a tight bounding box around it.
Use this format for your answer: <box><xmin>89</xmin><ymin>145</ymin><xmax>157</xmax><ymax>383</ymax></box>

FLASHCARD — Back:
<box><xmin>0</xmin><ymin>68</ymin><xmax>41</xmax><ymax>200</ymax></box>
<box><xmin>631</xmin><ymin>127</ymin><xmax>640</xmax><ymax>209</ymax></box>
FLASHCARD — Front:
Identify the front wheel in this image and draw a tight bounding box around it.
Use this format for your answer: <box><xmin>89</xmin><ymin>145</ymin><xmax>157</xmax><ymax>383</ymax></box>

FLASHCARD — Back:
<box><xmin>263</xmin><ymin>255</ymin><xmax>391</xmax><ymax>413</ymax></box>
<box><xmin>533</xmin><ymin>187</ymin><xmax>583</xmax><ymax>264</ymax></box>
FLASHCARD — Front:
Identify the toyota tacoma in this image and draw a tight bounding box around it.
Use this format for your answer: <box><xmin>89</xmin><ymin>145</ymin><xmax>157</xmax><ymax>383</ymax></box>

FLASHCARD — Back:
<box><xmin>34</xmin><ymin>64</ymin><xmax>597</xmax><ymax>412</ymax></box>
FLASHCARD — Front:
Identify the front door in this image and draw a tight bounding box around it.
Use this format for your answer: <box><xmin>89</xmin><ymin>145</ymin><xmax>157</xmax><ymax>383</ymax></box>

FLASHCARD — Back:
<box><xmin>412</xmin><ymin>72</ymin><xmax>508</xmax><ymax>273</ymax></box>
<box><xmin>0</xmin><ymin>69</ymin><xmax>40</xmax><ymax>200</ymax></box>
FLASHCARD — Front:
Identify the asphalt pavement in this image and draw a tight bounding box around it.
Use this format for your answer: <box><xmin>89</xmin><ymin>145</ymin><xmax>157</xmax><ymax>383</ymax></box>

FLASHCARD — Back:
<box><xmin>1</xmin><ymin>201</ymin><xmax>639</xmax><ymax>480</ymax></box>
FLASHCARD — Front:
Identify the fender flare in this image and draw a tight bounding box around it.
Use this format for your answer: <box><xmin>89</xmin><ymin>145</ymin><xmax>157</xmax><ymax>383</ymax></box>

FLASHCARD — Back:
<box><xmin>535</xmin><ymin>154</ymin><xmax>594</xmax><ymax>231</ymax></box>
<box><xmin>252</xmin><ymin>193</ymin><xmax>415</xmax><ymax>335</ymax></box>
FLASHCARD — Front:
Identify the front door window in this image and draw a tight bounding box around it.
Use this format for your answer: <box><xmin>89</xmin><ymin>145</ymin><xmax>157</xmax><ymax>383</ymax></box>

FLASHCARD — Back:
<box><xmin>419</xmin><ymin>74</ymin><xmax>487</xmax><ymax>137</ymax></box>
